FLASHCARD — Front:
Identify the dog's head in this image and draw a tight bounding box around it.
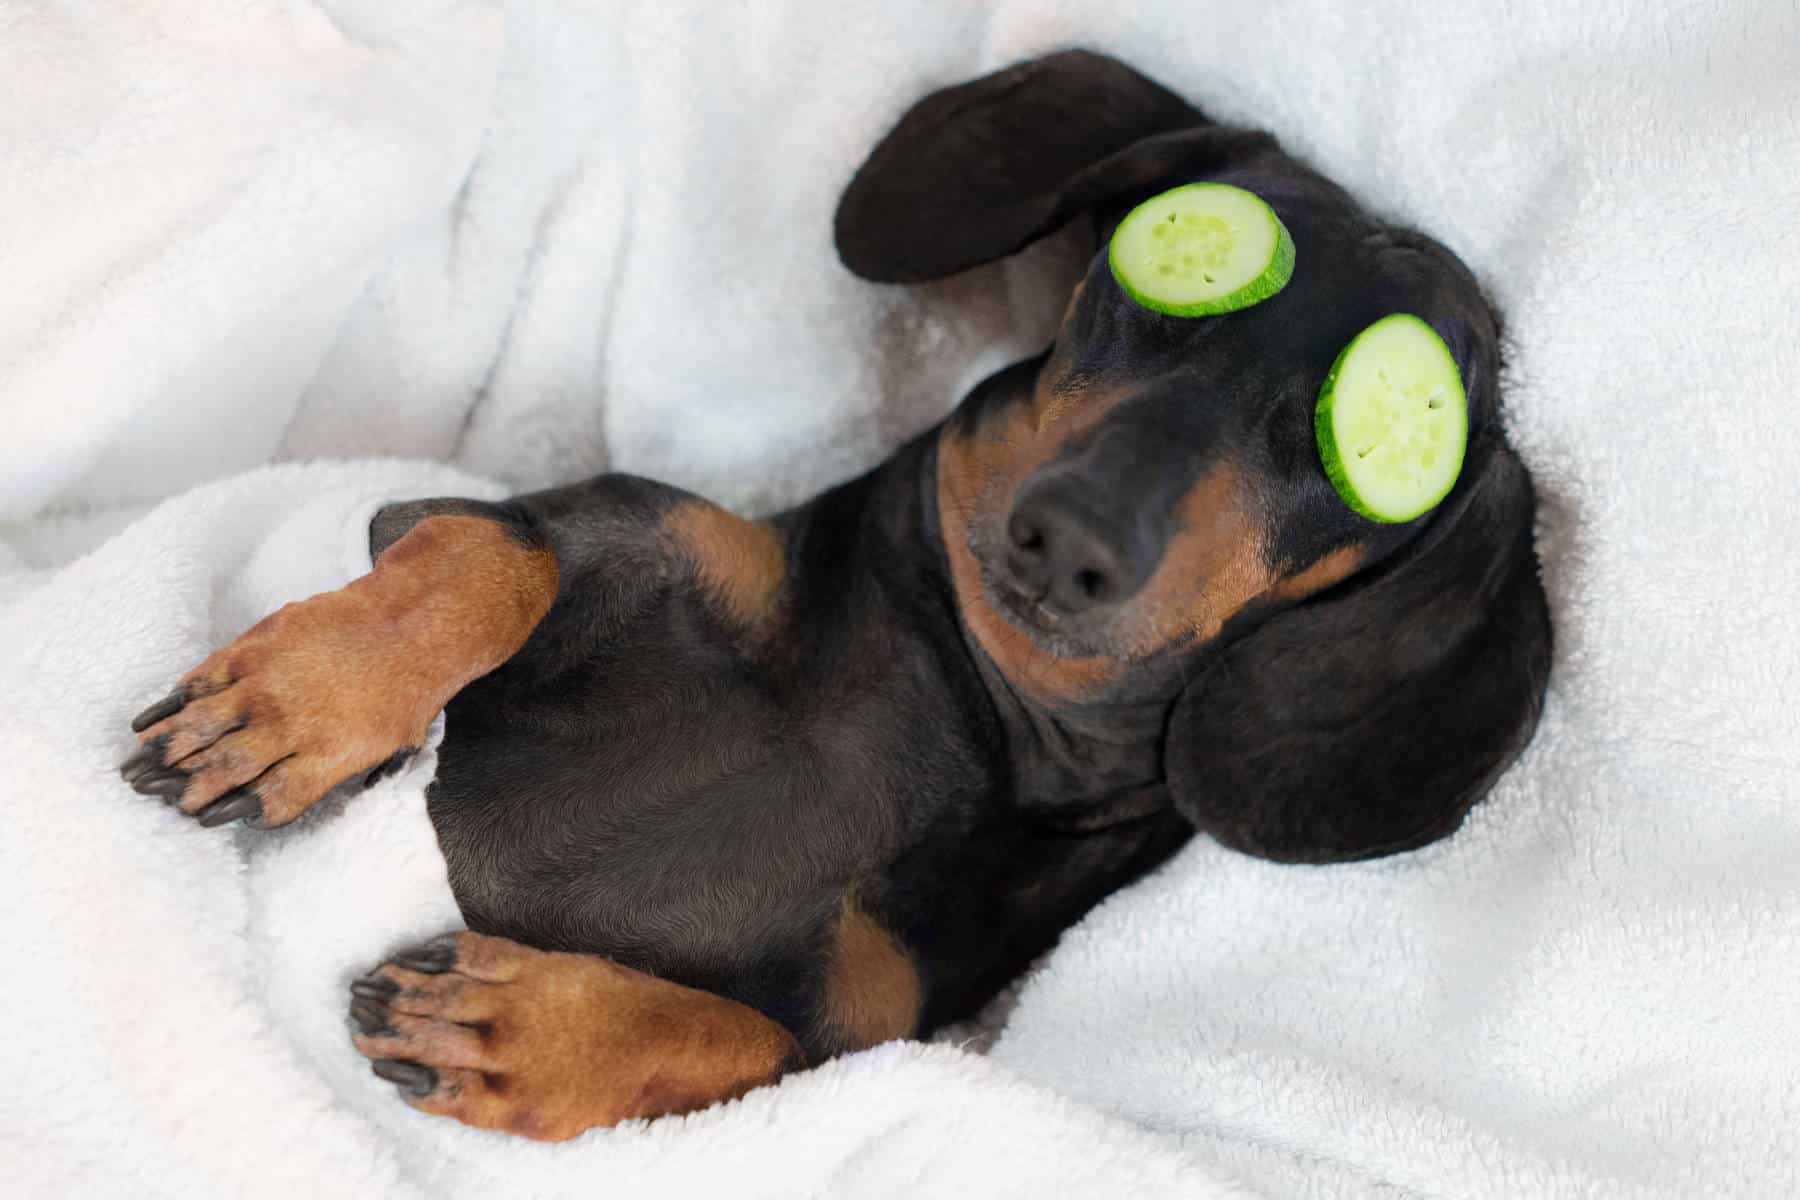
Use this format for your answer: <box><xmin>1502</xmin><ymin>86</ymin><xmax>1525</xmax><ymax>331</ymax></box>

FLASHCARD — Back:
<box><xmin>836</xmin><ymin>50</ymin><xmax>1552</xmax><ymax>863</ymax></box>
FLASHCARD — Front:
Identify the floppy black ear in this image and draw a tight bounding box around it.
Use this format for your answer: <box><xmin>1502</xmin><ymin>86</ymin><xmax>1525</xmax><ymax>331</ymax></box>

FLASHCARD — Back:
<box><xmin>1165</xmin><ymin>438</ymin><xmax>1553</xmax><ymax>863</ymax></box>
<box><xmin>835</xmin><ymin>49</ymin><xmax>1274</xmax><ymax>283</ymax></box>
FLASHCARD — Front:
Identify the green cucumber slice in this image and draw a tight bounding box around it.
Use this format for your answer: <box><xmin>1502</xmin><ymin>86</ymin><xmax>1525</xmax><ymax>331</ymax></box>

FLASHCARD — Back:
<box><xmin>1108</xmin><ymin>183</ymin><xmax>1296</xmax><ymax>316</ymax></box>
<box><xmin>1315</xmin><ymin>314</ymin><xmax>1468</xmax><ymax>523</ymax></box>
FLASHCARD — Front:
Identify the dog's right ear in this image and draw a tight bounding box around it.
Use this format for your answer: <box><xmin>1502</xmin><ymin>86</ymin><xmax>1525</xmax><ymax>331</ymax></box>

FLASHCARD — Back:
<box><xmin>834</xmin><ymin>50</ymin><xmax>1273</xmax><ymax>283</ymax></box>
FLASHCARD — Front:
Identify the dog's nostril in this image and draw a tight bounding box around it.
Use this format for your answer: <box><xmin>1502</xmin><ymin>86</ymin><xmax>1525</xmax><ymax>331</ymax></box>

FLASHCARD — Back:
<box><xmin>1008</xmin><ymin>516</ymin><xmax>1047</xmax><ymax>557</ymax></box>
<box><xmin>1043</xmin><ymin>551</ymin><xmax>1123</xmax><ymax>615</ymax></box>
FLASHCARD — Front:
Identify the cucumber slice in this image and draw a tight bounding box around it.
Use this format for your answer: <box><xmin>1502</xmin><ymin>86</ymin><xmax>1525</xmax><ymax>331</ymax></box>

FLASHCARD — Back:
<box><xmin>1315</xmin><ymin>314</ymin><xmax>1468</xmax><ymax>523</ymax></box>
<box><xmin>1108</xmin><ymin>183</ymin><xmax>1296</xmax><ymax>316</ymax></box>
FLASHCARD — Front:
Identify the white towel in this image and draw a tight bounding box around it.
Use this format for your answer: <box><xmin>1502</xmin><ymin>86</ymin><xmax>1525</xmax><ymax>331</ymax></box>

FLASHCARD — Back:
<box><xmin>4</xmin><ymin>1</ymin><xmax>1798</xmax><ymax>1196</ymax></box>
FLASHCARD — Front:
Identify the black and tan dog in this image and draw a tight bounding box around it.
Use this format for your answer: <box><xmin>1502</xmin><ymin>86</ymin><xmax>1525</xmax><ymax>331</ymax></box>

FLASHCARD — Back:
<box><xmin>119</xmin><ymin>51</ymin><xmax>1551</xmax><ymax>1141</ymax></box>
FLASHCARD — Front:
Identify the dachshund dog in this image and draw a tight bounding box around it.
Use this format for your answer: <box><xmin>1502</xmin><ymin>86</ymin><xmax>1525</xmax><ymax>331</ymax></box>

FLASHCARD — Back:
<box><xmin>119</xmin><ymin>51</ymin><xmax>1551</xmax><ymax>1141</ymax></box>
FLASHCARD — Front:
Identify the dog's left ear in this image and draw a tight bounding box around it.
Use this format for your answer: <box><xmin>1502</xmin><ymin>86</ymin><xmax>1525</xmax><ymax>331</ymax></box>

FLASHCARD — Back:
<box><xmin>835</xmin><ymin>49</ymin><xmax>1273</xmax><ymax>283</ymax></box>
<box><xmin>1165</xmin><ymin>438</ymin><xmax>1553</xmax><ymax>863</ymax></box>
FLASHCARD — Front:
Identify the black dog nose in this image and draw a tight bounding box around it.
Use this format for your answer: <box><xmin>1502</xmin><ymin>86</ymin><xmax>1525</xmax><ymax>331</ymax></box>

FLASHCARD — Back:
<box><xmin>1004</xmin><ymin>484</ymin><xmax>1153</xmax><ymax>616</ymax></box>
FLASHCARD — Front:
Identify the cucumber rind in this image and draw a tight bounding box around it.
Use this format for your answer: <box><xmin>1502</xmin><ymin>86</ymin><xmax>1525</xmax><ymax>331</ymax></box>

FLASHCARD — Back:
<box><xmin>1108</xmin><ymin>184</ymin><xmax>1296</xmax><ymax>317</ymax></box>
<box><xmin>1314</xmin><ymin>314</ymin><xmax>1467</xmax><ymax>524</ymax></box>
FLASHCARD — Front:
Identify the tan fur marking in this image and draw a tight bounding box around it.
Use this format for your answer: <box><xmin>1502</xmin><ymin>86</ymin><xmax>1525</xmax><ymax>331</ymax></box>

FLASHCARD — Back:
<box><xmin>1271</xmin><ymin>544</ymin><xmax>1366</xmax><ymax>601</ymax></box>
<box><xmin>937</xmin><ymin>375</ymin><xmax>1131</xmax><ymax>706</ymax></box>
<box><xmin>664</xmin><ymin>501</ymin><xmax>787</xmax><ymax>635</ymax></box>
<box><xmin>1124</xmin><ymin>463</ymin><xmax>1276</xmax><ymax>654</ymax></box>
<box><xmin>353</xmin><ymin>932</ymin><xmax>802</xmax><ymax>1141</ymax></box>
<box><xmin>939</xmin><ymin>462</ymin><xmax>1122</xmax><ymax>704</ymax></box>
<box><xmin>821</xmin><ymin>895</ymin><xmax>922</xmax><ymax>1050</ymax></box>
<box><xmin>135</xmin><ymin>515</ymin><xmax>558</xmax><ymax>824</ymax></box>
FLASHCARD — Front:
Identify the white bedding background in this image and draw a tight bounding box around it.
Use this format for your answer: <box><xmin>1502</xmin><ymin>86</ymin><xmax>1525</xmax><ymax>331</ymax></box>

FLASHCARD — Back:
<box><xmin>3</xmin><ymin>1</ymin><xmax>1799</xmax><ymax>1196</ymax></box>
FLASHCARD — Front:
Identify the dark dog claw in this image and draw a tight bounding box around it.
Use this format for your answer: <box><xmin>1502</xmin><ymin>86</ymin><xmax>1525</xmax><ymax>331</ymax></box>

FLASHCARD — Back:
<box><xmin>363</xmin><ymin>747</ymin><xmax>418</xmax><ymax>789</ymax></box>
<box><xmin>350</xmin><ymin>975</ymin><xmax>400</xmax><ymax>1000</ymax></box>
<box><xmin>130</xmin><ymin>689</ymin><xmax>189</xmax><ymax>733</ymax></box>
<box><xmin>119</xmin><ymin>736</ymin><xmax>169</xmax><ymax>783</ymax></box>
<box><xmin>132</xmin><ymin>770</ymin><xmax>189</xmax><ymax>798</ymax></box>
<box><xmin>390</xmin><ymin>936</ymin><xmax>458</xmax><ymax>974</ymax></box>
<box><xmin>371</xmin><ymin>1059</ymin><xmax>437</xmax><ymax>1097</ymax></box>
<box><xmin>350</xmin><ymin>997</ymin><xmax>391</xmax><ymax>1036</ymax></box>
<box><xmin>196</xmin><ymin>788</ymin><xmax>262</xmax><ymax>828</ymax></box>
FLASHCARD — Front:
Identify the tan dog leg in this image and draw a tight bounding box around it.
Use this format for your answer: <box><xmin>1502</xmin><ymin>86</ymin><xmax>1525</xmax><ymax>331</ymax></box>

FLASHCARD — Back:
<box><xmin>120</xmin><ymin>515</ymin><xmax>558</xmax><ymax>827</ymax></box>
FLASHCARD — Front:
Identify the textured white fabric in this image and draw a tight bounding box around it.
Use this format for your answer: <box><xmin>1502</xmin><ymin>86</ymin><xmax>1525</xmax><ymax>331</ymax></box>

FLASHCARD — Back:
<box><xmin>4</xmin><ymin>0</ymin><xmax>1798</xmax><ymax>1195</ymax></box>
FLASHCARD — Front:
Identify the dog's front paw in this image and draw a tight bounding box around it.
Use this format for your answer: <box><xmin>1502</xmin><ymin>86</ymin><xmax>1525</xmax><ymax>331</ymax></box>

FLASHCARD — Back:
<box><xmin>119</xmin><ymin>589</ymin><xmax>434</xmax><ymax>828</ymax></box>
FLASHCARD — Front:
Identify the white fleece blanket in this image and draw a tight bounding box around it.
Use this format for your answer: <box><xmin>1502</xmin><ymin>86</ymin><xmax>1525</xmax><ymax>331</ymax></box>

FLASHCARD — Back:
<box><xmin>4</xmin><ymin>1</ymin><xmax>1799</xmax><ymax>1197</ymax></box>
